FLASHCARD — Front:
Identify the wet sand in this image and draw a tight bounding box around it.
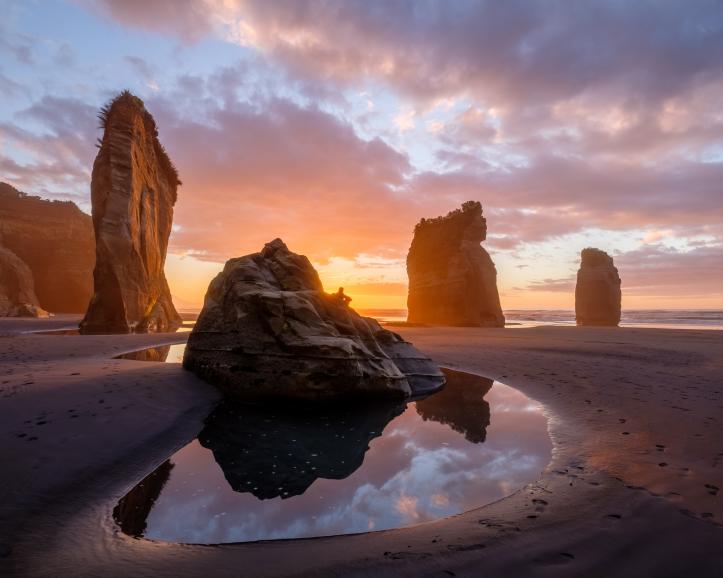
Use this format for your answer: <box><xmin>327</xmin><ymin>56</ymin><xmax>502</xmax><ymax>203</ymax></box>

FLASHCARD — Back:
<box><xmin>1</xmin><ymin>319</ymin><xmax>722</xmax><ymax>577</ymax></box>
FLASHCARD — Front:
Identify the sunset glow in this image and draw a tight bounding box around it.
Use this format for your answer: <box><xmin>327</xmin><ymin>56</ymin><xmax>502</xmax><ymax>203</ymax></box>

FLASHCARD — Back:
<box><xmin>2</xmin><ymin>1</ymin><xmax>722</xmax><ymax>310</ymax></box>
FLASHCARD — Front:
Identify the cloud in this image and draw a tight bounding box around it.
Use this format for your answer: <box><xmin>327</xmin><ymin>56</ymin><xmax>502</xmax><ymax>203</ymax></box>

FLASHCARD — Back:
<box><xmin>145</xmin><ymin>90</ymin><xmax>415</xmax><ymax>262</ymax></box>
<box><xmin>0</xmin><ymin>70</ymin><xmax>28</xmax><ymax>98</ymax></box>
<box><xmin>86</xmin><ymin>1</ymin><xmax>723</xmax><ymax>106</ymax></box>
<box><xmin>125</xmin><ymin>55</ymin><xmax>160</xmax><ymax>91</ymax></box>
<box><xmin>0</xmin><ymin>96</ymin><xmax>96</xmax><ymax>197</ymax></box>
<box><xmin>78</xmin><ymin>0</ymin><xmax>215</xmax><ymax>42</ymax></box>
<box><xmin>0</xmin><ymin>29</ymin><xmax>34</xmax><ymax>65</ymax></box>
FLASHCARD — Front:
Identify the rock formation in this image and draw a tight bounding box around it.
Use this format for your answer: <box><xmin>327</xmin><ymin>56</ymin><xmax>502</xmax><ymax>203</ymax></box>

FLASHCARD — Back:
<box><xmin>575</xmin><ymin>248</ymin><xmax>621</xmax><ymax>326</ymax></box>
<box><xmin>198</xmin><ymin>399</ymin><xmax>405</xmax><ymax>499</ymax></box>
<box><xmin>80</xmin><ymin>91</ymin><xmax>181</xmax><ymax>334</ymax></box>
<box><xmin>0</xmin><ymin>245</ymin><xmax>49</xmax><ymax>317</ymax></box>
<box><xmin>183</xmin><ymin>238</ymin><xmax>445</xmax><ymax>402</ymax></box>
<box><xmin>415</xmin><ymin>368</ymin><xmax>492</xmax><ymax>443</ymax></box>
<box><xmin>406</xmin><ymin>201</ymin><xmax>504</xmax><ymax>326</ymax></box>
<box><xmin>113</xmin><ymin>460</ymin><xmax>174</xmax><ymax>537</ymax></box>
<box><xmin>0</xmin><ymin>182</ymin><xmax>94</xmax><ymax>313</ymax></box>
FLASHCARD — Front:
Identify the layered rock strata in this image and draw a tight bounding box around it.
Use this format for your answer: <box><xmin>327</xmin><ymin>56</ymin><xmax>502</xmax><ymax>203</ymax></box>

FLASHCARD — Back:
<box><xmin>406</xmin><ymin>201</ymin><xmax>504</xmax><ymax>326</ymax></box>
<box><xmin>183</xmin><ymin>238</ymin><xmax>445</xmax><ymax>402</ymax></box>
<box><xmin>0</xmin><ymin>182</ymin><xmax>94</xmax><ymax>313</ymax></box>
<box><xmin>81</xmin><ymin>91</ymin><xmax>181</xmax><ymax>334</ymax></box>
<box><xmin>0</xmin><ymin>245</ymin><xmax>48</xmax><ymax>317</ymax></box>
<box><xmin>575</xmin><ymin>248</ymin><xmax>621</xmax><ymax>326</ymax></box>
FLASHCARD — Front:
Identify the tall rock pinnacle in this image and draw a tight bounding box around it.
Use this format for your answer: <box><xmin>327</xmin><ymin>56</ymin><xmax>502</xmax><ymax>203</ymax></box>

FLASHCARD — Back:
<box><xmin>81</xmin><ymin>91</ymin><xmax>181</xmax><ymax>333</ymax></box>
<box><xmin>406</xmin><ymin>201</ymin><xmax>505</xmax><ymax>327</ymax></box>
<box><xmin>575</xmin><ymin>248</ymin><xmax>621</xmax><ymax>326</ymax></box>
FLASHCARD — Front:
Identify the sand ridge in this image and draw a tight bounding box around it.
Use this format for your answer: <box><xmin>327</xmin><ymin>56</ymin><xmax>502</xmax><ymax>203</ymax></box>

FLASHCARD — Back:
<box><xmin>1</xmin><ymin>320</ymin><xmax>722</xmax><ymax>577</ymax></box>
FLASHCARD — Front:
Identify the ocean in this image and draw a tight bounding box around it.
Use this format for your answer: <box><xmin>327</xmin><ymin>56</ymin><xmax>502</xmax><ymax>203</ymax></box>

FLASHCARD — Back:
<box><xmin>356</xmin><ymin>309</ymin><xmax>723</xmax><ymax>330</ymax></box>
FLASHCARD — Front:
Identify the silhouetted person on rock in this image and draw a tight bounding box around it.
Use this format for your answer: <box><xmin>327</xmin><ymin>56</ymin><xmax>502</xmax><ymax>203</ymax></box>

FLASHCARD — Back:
<box><xmin>335</xmin><ymin>287</ymin><xmax>352</xmax><ymax>306</ymax></box>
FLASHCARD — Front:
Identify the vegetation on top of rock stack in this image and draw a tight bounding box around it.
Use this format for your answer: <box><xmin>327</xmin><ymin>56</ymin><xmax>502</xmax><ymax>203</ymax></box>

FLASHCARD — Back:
<box><xmin>414</xmin><ymin>200</ymin><xmax>482</xmax><ymax>232</ymax></box>
<box><xmin>97</xmin><ymin>90</ymin><xmax>181</xmax><ymax>191</ymax></box>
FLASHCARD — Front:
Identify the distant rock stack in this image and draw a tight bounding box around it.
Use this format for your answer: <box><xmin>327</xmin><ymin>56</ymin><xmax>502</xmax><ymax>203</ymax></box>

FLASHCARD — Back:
<box><xmin>183</xmin><ymin>238</ymin><xmax>445</xmax><ymax>402</ymax></box>
<box><xmin>0</xmin><ymin>182</ymin><xmax>94</xmax><ymax>313</ymax></box>
<box><xmin>81</xmin><ymin>91</ymin><xmax>181</xmax><ymax>333</ymax></box>
<box><xmin>575</xmin><ymin>248</ymin><xmax>621</xmax><ymax>326</ymax></box>
<box><xmin>0</xmin><ymin>245</ymin><xmax>49</xmax><ymax>317</ymax></box>
<box><xmin>406</xmin><ymin>201</ymin><xmax>504</xmax><ymax>327</ymax></box>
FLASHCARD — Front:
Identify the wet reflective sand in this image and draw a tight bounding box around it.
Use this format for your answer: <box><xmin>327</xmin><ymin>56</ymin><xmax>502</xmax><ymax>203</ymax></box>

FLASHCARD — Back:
<box><xmin>114</xmin><ymin>369</ymin><xmax>551</xmax><ymax>544</ymax></box>
<box><xmin>115</xmin><ymin>343</ymin><xmax>187</xmax><ymax>362</ymax></box>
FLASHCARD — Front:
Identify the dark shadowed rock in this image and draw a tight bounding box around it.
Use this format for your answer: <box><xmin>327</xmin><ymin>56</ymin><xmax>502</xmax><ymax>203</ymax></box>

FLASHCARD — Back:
<box><xmin>0</xmin><ymin>182</ymin><xmax>94</xmax><ymax>313</ymax></box>
<box><xmin>183</xmin><ymin>238</ymin><xmax>445</xmax><ymax>401</ymax></box>
<box><xmin>0</xmin><ymin>245</ymin><xmax>49</xmax><ymax>318</ymax></box>
<box><xmin>406</xmin><ymin>201</ymin><xmax>504</xmax><ymax>327</ymax></box>
<box><xmin>415</xmin><ymin>368</ymin><xmax>493</xmax><ymax>443</ymax></box>
<box><xmin>113</xmin><ymin>460</ymin><xmax>174</xmax><ymax>537</ymax></box>
<box><xmin>198</xmin><ymin>399</ymin><xmax>405</xmax><ymax>499</ymax></box>
<box><xmin>81</xmin><ymin>91</ymin><xmax>181</xmax><ymax>334</ymax></box>
<box><xmin>575</xmin><ymin>248</ymin><xmax>621</xmax><ymax>326</ymax></box>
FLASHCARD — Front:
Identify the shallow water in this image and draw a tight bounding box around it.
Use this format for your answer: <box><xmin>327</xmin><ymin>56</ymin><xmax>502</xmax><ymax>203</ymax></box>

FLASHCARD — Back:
<box><xmin>114</xmin><ymin>369</ymin><xmax>551</xmax><ymax>544</ymax></box>
<box><xmin>115</xmin><ymin>343</ymin><xmax>187</xmax><ymax>362</ymax></box>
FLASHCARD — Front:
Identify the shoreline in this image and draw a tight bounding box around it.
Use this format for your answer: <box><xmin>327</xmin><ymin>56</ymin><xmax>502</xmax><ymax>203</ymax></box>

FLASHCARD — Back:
<box><xmin>1</xmin><ymin>320</ymin><xmax>722</xmax><ymax>576</ymax></box>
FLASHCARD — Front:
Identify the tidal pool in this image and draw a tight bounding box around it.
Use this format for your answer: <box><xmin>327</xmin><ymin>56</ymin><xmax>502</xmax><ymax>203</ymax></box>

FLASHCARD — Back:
<box><xmin>115</xmin><ymin>343</ymin><xmax>187</xmax><ymax>362</ymax></box>
<box><xmin>114</xmin><ymin>368</ymin><xmax>551</xmax><ymax>544</ymax></box>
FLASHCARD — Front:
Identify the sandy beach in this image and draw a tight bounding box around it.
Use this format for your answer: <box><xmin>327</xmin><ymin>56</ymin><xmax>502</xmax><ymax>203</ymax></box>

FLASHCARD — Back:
<box><xmin>1</xmin><ymin>319</ymin><xmax>721</xmax><ymax>577</ymax></box>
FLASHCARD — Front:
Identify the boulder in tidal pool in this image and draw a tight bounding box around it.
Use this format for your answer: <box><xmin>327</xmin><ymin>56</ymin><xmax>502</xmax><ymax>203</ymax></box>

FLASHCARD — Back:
<box><xmin>406</xmin><ymin>201</ymin><xmax>505</xmax><ymax>326</ymax></box>
<box><xmin>575</xmin><ymin>248</ymin><xmax>621</xmax><ymax>327</ymax></box>
<box><xmin>183</xmin><ymin>238</ymin><xmax>445</xmax><ymax>402</ymax></box>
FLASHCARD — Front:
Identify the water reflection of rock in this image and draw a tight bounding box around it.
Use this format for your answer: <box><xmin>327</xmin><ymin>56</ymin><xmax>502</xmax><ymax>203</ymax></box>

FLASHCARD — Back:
<box><xmin>199</xmin><ymin>400</ymin><xmax>406</xmax><ymax>500</ymax></box>
<box><xmin>415</xmin><ymin>369</ymin><xmax>493</xmax><ymax>443</ymax></box>
<box><xmin>116</xmin><ymin>345</ymin><xmax>171</xmax><ymax>362</ymax></box>
<box><xmin>113</xmin><ymin>460</ymin><xmax>174</xmax><ymax>537</ymax></box>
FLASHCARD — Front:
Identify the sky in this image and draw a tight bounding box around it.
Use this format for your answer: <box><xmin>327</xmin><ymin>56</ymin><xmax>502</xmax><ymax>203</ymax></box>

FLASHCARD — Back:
<box><xmin>1</xmin><ymin>0</ymin><xmax>722</xmax><ymax>310</ymax></box>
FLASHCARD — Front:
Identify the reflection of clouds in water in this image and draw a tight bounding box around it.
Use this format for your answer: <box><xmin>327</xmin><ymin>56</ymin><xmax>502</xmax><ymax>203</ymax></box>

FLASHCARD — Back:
<box><xmin>395</xmin><ymin>495</ymin><xmax>420</xmax><ymax>521</ymax></box>
<box><xmin>141</xmin><ymin>381</ymin><xmax>551</xmax><ymax>543</ymax></box>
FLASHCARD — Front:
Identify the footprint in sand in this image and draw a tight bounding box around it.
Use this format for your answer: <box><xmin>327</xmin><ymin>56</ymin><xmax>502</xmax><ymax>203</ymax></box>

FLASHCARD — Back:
<box><xmin>533</xmin><ymin>552</ymin><xmax>575</xmax><ymax>566</ymax></box>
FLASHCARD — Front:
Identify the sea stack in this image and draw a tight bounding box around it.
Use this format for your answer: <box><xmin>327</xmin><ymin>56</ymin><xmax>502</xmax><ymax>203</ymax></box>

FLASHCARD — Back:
<box><xmin>183</xmin><ymin>238</ymin><xmax>445</xmax><ymax>402</ymax></box>
<box><xmin>0</xmin><ymin>182</ymin><xmax>94</xmax><ymax>313</ymax></box>
<box><xmin>0</xmin><ymin>245</ymin><xmax>49</xmax><ymax>317</ymax></box>
<box><xmin>406</xmin><ymin>201</ymin><xmax>504</xmax><ymax>326</ymax></box>
<box><xmin>575</xmin><ymin>248</ymin><xmax>621</xmax><ymax>326</ymax></box>
<box><xmin>80</xmin><ymin>91</ymin><xmax>181</xmax><ymax>334</ymax></box>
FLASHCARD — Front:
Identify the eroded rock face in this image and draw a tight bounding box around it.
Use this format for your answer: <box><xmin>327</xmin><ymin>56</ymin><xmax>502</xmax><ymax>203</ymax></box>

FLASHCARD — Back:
<box><xmin>406</xmin><ymin>201</ymin><xmax>504</xmax><ymax>327</ymax></box>
<box><xmin>575</xmin><ymin>248</ymin><xmax>621</xmax><ymax>326</ymax></box>
<box><xmin>0</xmin><ymin>182</ymin><xmax>94</xmax><ymax>313</ymax></box>
<box><xmin>0</xmin><ymin>245</ymin><xmax>48</xmax><ymax>318</ymax></box>
<box><xmin>81</xmin><ymin>92</ymin><xmax>181</xmax><ymax>334</ymax></box>
<box><xmin>183</xmin><ymin>238</ymin><xmax>445</xmax><ymax>402</ymax></box>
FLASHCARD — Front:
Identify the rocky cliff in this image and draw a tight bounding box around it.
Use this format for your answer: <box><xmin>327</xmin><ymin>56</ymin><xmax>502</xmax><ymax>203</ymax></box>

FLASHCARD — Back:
<box><xmin>183</xmin><ymin>238</ymin><xmax>445</xmax><ymax>402</ymax></box>
<box><xmin>0</xmin><ymin>182</ymin><xmax>94</xmax><ymax>313</ymax></box>
<box><xmin>575</xmin><ymin>248</ymin><xmax>621</xmax><ymax>326</ymax></box>
<box><xmin>406</xmin><ymin>201</ymin><xmax>505</xmax><ymax>327</ymax></box>
<box><xmin>81</xmin><ymin>91</ymin><xmax>181</xmax><ymax>333</ymax></box>
<box><xmin>0</xmin><ymin>245</ymin><xmax>48</xmax><ymax>317</ymax></box>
